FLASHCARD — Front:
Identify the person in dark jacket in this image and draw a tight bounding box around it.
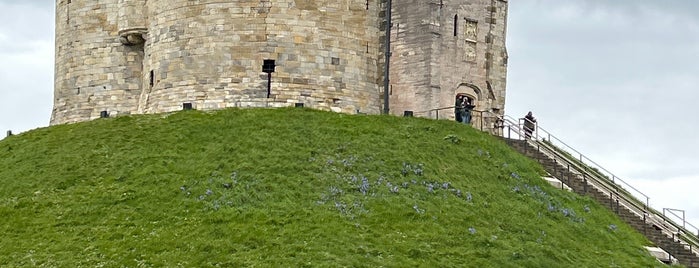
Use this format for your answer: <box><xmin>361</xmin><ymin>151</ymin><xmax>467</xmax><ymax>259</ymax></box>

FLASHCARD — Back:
<box><xmin>523</xmin><ymin>111</ymin><xmax>537</xmax><ymax>139</ymax></box>
<box><xmin>462</xmin><ymin>97</ymin><xmax>475</xmax><ymax>124</ymax></box>
<box><xmin>454</xmin><ymin>95</ymin><xmax>464</xmax><ymax>123</ymax></box>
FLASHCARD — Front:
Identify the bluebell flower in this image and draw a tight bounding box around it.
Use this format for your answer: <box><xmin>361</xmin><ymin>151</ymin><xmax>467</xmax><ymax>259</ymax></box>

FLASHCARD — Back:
<box><xmin>414</xmin><ymin>164</ymin><xmax>424</xmax><ymax>176</ymax></box>
<box><xmin>359</xmin><ymin>177</ymin><xmax>370</xmax><ymax>195</ymax></box>
<box><xmin>329</xmin><ymin>186</ymin><xmax>342</xmax><ymax>196</ymax></box>
<box><xmin>442</xmin><ymin>182</ymin><xmax>450</xmax><ymax>189</ymax></box>
<box><xmin>468</xmin><ymin>227</ymin><xmax>476</xmax><ymax>234</ymax></box>
<box><xmin>466</xmin><ymin>192</ymin><xmax>472</xmax><ymax>202</ymax></box>
<box><xmin>206</xmin><ymin>189</ymin><xmax>213</xmax><ymax>195</ymax></box>
<box><xmin>390</xmin><ymin>186</ymin><xmax>399</xmax><ymax>193</ymax></box>
<box><xmin>562</xmin><ymin>208</ymin><xmax>570</xmax><ymax>217</ymax></box>
<box><xmin>413</xmin><ymin>204</ymin><xmax>425</xmax><ymax>214</ymax></box>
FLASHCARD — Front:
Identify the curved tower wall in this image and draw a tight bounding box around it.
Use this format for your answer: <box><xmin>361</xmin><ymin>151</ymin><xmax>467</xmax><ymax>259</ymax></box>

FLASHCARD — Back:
<box><xmin>53</xmin><ymin>1</ymin><xmax>508</xmax><ymax>128</ymax></box>
<box><xmin>53</xmin><ymin>0</ymin><xmax>144</xmax><ymax>124</ymax></box>
<box><xmin>52</xmin><ymin>0</ymin><xmax>383</xmax><ymax>124</ymax></box>
<box><xmin>389</xmin><ymin>0</ymin><xmax>508</xmax><ymax>128</ymax></box>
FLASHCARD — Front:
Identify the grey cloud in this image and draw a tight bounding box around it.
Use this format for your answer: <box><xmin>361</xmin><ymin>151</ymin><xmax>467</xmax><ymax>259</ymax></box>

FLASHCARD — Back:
<box><xmin>0</xmin><ymin>1</ymin><xmax>54</xmax><ymax>43</ymax></box>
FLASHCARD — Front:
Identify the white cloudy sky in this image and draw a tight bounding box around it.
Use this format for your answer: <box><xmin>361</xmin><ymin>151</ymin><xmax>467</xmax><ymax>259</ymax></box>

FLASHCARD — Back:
<box><xmin>0</xmin><ymin>1</ymin><xmax>697</xmax><ymax>225</ymax></box>
<box><xmin>506</xmin><ymin>0</ymin><xmax>699</xmax><ymax>226</ymax></box>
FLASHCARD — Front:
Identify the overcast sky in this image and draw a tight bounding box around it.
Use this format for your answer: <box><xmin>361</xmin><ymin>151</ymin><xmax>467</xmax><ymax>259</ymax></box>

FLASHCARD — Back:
<box><xmin>0</xmin><ymin>1</ymin><xmax>697</xmax><ymax>226</ymax></box>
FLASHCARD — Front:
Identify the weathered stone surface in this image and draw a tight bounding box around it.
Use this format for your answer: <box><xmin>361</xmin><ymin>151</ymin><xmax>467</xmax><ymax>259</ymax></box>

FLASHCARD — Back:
<box><xmin>389</xmin><ymin>0</ymin><xmax>508</xmax><ymax>131</ymax></box>
<box><xmin>52</xmin><ymin>0</ymin><xmax>508</xmax><ymax>132</ymax></box>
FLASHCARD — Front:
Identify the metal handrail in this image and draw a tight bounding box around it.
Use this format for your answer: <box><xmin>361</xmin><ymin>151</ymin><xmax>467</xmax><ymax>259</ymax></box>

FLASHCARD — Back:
<box><xmin>499</xmin><ymin>114</ymin><xmax>699</xmax><ymax>249</ymax></box>
<box><xmin>413</xmin><ymin>106</ymin><xmax>492</xmax><ymax>131</ymax></box>
<box><xmin>404</xmin><ymin>107</ymin><xmax>699</xmax><ymax>254</ymax></box>
<box><xmin>508</xmin><ymin>115</ymin><xmax>650</xmax><ymax>207</ymax></box>
<box><xmin>664</xmin><ymin>208</ymin><xmax>699</xmax><ymax>236</ymax></box>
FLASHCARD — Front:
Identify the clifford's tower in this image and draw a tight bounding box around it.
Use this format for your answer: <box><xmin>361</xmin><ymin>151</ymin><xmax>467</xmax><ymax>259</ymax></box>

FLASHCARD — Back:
<box><xmin>52</xmin><ymin>0</ymin><xmax>508</xmax><ymax>132</ymax></box>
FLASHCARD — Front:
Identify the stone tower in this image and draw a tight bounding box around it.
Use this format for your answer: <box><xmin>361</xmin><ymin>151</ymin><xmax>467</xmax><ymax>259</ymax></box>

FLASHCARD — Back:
<box><xmin>52</xmin><ymin>0</ymin><xmax>508</xmax><ymax>131</ymax></box>
<box><xmin>389</xmin><ymin>0</ymin><xmax>508</xmax><ymax>128</ymax></box>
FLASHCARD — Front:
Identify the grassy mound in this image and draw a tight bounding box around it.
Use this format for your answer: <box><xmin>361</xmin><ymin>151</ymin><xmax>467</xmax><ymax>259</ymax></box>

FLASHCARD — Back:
<box><xmin>0</xmin><ymin>108</ymin><xmax>664</xmax><ymax>267</ymax></box>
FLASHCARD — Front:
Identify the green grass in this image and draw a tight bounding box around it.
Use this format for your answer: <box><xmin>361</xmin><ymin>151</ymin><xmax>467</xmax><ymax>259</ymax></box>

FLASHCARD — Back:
<box><xmin>0</xmin><ymin>108</ymin><xmax>666</xmax><ymax>267</ymax></box>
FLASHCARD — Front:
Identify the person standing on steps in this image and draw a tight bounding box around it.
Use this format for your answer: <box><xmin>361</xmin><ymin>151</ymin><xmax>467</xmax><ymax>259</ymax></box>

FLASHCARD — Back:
<box><xmin>454</xmin><ymin>95</ymin><xmax>464</xmax><ymax>123</ymax></box>
<box><xmin>523</xmin><ymin>111</ymin><xmax>537</xmax><ymax>139</ymax></box>
<box><xmin>462</xmin><ymin>97</ymin><xmax>476</xmax><ymax>125</ymax></box>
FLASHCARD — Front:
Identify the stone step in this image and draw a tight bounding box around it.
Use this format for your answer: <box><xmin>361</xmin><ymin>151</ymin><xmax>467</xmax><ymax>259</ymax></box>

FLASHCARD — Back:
<box><xmin>504</xmin><ymin>140</ymin><xmax>699</xmax><ymax>266</ymax></box>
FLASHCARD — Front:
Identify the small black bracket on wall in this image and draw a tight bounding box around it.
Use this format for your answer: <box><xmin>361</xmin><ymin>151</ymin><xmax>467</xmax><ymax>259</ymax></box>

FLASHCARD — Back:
<box><xmin>262</xmin><ymin>59</ymin><xmax>276</xmax><ymax>98</ymax></box>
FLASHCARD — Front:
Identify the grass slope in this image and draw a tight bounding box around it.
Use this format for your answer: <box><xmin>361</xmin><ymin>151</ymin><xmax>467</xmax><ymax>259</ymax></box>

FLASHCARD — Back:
<box><xmin>0</xmin><ymin>108</ymin><xmax>664</xmax><ymax>267</ymax></box>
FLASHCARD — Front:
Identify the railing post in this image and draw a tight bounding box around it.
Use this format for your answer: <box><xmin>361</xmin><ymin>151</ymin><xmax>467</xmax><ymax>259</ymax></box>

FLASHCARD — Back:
<box><xmin>609</xmin><ymin>192</ymin><xmax>614</xmax><ymax>210</ymax></box>
<box><xmin>646</xmin><ymin>197</ymin><xmax>649</xmax><ymax>213</ymax></box>
<box><xmin>436</xmin><ymin>110</ymin><xmax>439</xmax><ymax>120</ymax></box>
<box><xmin>682</xmin><ymin>210</ymin><xmax>686</xmax><ymax>229</ymax></box>
<box><xmin>643</xmin><ymin>213</ymin><xmax>647</xmax><ymax>235</ymax></box>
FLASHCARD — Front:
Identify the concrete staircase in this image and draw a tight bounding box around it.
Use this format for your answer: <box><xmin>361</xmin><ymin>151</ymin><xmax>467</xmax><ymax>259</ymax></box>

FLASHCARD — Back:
<box><xmin>505</xmin><ymin>139</ymin><xmax>699</xmax><ymax>267</ymax></box>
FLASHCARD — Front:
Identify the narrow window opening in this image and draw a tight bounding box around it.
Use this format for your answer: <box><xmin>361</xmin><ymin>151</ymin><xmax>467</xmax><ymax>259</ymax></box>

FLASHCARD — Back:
<box><xmin>331</xmin><ymin>57</ymin><xmax>340</xmax><ymax>65</ymax></box>
<box><xmin>366</xmin><ymin>0</ymin><xmax>369</xmax><ymax>10</ymax></box>
<box><xmin>149</xmin><ymin>70</ymin><xmax>154</xmax><ymax>87</ymax></box>
<box><xmin>454</xmin><ymin>15</ymin><xmax>458</xmax><ymax>36</ymax></box>
<box><xmin>66</xmin><ymin>0</ymin><xmax>71</xmax><ymax>25</ymax></box>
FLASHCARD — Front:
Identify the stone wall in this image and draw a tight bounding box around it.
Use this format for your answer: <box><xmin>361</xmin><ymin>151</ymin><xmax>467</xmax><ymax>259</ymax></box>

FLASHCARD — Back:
<box><xmin>53</xmin><ymin>0</ymin><xmax>144</xmax><ymax>123</ymax></box>
<box><xmin>389</xmin><ymin>0</ymin><xmax>508</xmax><ymax>129</ymax></box>
<box><xmin>52</xmin><ymin>0</ymin><xmax>508</xmax><ymax>128</ymax></box>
